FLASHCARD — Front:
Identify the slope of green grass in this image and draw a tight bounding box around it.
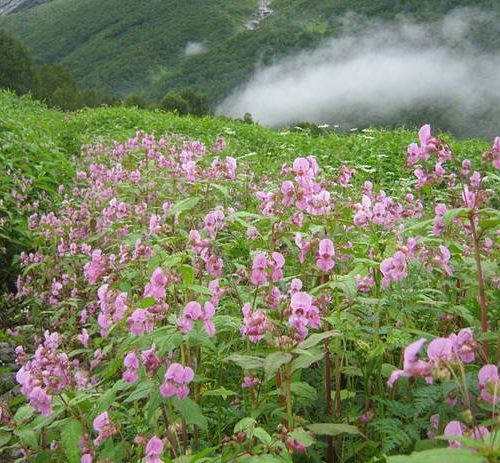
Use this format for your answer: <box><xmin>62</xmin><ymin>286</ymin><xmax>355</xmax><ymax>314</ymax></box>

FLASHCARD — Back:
<box><xmin>0</xmin><ymin>89</ymin><xmax>490</xmax><ymax>291</ymax></box>
<box><xmin>1</xmin><ymin>0</ymin><xmax>498</xmax><ymax>101</ymax></box>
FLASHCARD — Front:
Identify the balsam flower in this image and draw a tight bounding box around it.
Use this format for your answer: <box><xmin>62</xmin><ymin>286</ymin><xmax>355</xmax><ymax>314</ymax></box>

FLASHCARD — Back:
<box><xmin>160</xmin><ymin>363</ymin><xmax>194</xmax><ymax>400</ymax></box>
<box><xmin>316</xmin><ymin>238</ymin><xmax>335</xmax><ymax>271</ymax></box>
<box><xmin>145</xmin><ymin>436</ymin><xmax>164</xmax><ymax>463</ymax></box>
<box><xmin>93</xmin><ymin>411</ymin><xmax>117</xmax><ymax>446</ymax></box>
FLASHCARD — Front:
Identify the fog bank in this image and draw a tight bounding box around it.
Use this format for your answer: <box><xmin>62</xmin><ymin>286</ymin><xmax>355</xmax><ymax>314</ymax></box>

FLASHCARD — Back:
<box><xmin>218</xmin><ymin>9</ymin><xmax>500</xmax><ymax>138</ymax></box>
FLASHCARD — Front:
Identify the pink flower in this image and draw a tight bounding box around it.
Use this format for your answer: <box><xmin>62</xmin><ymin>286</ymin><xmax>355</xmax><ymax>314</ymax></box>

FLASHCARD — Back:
<box><xmin>295</xmin><ymin>233</ymin><xmax>312</xmax><ymax>263</ymax></box>
<box><xmin>83</xmin><ymin>250</ymin><xmax>107</xmax><ymax>284</ymax></box>
<box><xmin>242</xmin><ymin>376</ymin><xmax>260</xmax><ymax>389</ymax></box>
<box><xmin>177</xmin><ymin>301</ymin><xmax>202</xmax><ymax>333</ymax></box>
<box><xmin>246</xmin><ymin>227</ymin><xmax>259</xmax><ymax>240</ymax></box>
<box><xmin>427</xmin><ymin>414</ymin><xmax>440</xmax><ymax>439</ymax></box>
<box><xmin>431</xmin><ymin>245</ymin><xmax>452</xmax><ymax>276</ymax></box>
<box><xmin>426</xmin><ymin>337</ymin><xmax>453</xmax><ymax>362</ymax></box>
<box><xmin>144</xmin><ymin>267</ymin><xmax>168</xmax><ymax>300</ymax></box>
<box><xmin>462</xmin><ymin>185</ymin><xmax>476</xmax><ymax>208</ymax></box>
<box><xmin>380</xmin><ymin>251</ymin><xmax>407</xmax><ymax>287</ymax></box>
<box><xmin>177</xmin><ymin>301</ymin><xmax>216</xmax><ymax>336</ymax></box>
<box><xmin>93</xmin><ymin>411</ymin><xmax>117</xmax><ymax>446</ymax></box>
<box><xmin>289</xmin><ymin>291</ymin><xmax>321</xmax><ymax>340</ymax></box>
<box><xmin>160</xmin><ymin>363</ymin><xmax>194</xmax><ymax>399</ymax></box>
<box><xmin>250</xmin><ymin>253</ymin><xmax>267</xmax><ymax>286</ymax></box>
<box><xmin>77</xmin><ymin>329</ymin><xmax>90</xmax><ymax>348</ymax></box>
<box><xmin>444</xmin><ymin>420</ymin><xmax>465</xmax><ymax>448</ymax></box>
<box><xmin>316</xmin><ymin>239</ymin><xmax>335</xmax><ymax>271</ymax></box>
<box><xmin>387</xmin><ymin>338</ymin><xmax>432</xmax><ymax>387</ymax></box>
<box><xmin>477</xmin><ymin>364</ymin><xmax>499</xmax><ymax>405</ymax></box>
<box><xmin>127</xmin><ymin>309</ymin><xmax>154</xmax><ymax>336</ymax></box>
<box><xmin>355</xmin><ymin>274</ymin><xmax>375</xmax><ymax>293</ymax></box>
<box><xmin>269</xmin><ymin>252</ymin><xmax>285</xmax><ymax>282</ymax></box>
<box><xmin>145</xmin><ymin>436</ymin><xmax>164</xmax><ymax>463</ymax></box>
<box><xmin>241</xmin><ymin>303</ymin><xmax>268</xmax><ymax>343</ymax></box>
<box><xmin>29</xmin><ymin>387</ymin><xmax>52</xmax><ymax>416</ymax></box>
<box><xmin>449</xmin><ymin>328</ymin><xmax>476</xmax><ymax>363</ymax></box>
<box><xmin>141</xmin><ymin>346</ymin><xmax>161</xmax><ymax>373</ymax></box>
<box><xmin>123</xmin><ymin>352</ymin><xmax>139</xmax><ymax>383</ymax></box>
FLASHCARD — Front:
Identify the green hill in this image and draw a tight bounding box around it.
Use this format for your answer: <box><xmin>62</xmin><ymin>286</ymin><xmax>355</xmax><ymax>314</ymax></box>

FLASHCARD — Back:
<box><xmin>1</xmin><ymin>0</ymin><xmax>498</xmax><ymax>102</ymax></box>
<box><xmin>0</xmin><ymin>89</ymin><xmax>489</xmax><ymax>291</ymax></box>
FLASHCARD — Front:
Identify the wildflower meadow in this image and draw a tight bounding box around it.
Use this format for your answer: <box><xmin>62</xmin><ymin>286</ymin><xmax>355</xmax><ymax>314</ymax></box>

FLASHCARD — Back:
<box><xmin>0</xmin><ymin>92</ymin><xmax>498</xmax><ymax>463</ymax></box>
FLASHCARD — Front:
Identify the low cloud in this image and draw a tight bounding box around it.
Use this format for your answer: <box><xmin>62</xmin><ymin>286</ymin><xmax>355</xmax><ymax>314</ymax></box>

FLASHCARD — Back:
<box><xmin>184</xmin><ymin>41</ymin><xmax>207</xmax><ymax>56</ymax></box>
<box><xmin>217</xmin><ymin>8</ymin><xmax>500</xmax><ymax>137</ymax></box>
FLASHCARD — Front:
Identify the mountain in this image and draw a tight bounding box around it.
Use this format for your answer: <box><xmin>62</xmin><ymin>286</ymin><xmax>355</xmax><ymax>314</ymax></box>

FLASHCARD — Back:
<box><xmin>0</xmin><ymin>0</ymin><xmax>51</xmax><ymax>15</ymax></box>
<box><xmin>0</xmin><ymin>0</ymin><xmax>498</xmax><ymax>105</ymax></box>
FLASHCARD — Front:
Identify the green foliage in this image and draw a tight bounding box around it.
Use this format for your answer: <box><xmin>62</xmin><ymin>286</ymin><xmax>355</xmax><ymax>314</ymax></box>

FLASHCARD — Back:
<box><xmin>160</xmin><ymin>88</ymin><xmax>210</xmax><ymax>116</ymax></box>
<box><xmin>0</xmin><ymin>28</ymin><xmax>35</xmax><ymax>94</ymax></box>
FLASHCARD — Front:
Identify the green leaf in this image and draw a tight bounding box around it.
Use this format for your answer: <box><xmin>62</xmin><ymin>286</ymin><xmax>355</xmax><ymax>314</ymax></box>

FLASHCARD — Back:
<box><xmin>203</xmin><ymin>386</ymin><xmax>237</xmax><ymax>400</ymax></box>
<box><xmin>253</xmin><ymin>427</ymin><xmax>272</xmax><ymax>445</ymax></box>
<box><xmin>386</xmin><ymin>448</ymin><xmax>486</xmax><ymax>463</ymax></box>
<box><xmin>297</xmin><ymin>330</ymin><xmax>341</xmax><ymax>350</ymax></box>
<box><xmin>264</xmin><ymin>352</ymin><xmax>292</xmax><ymax>381</ymax></box>
<box><xmin>171</xmin><ymin>397</ymin><xmax>207</xmax><ymax>430</ymax></box>
<box><xmin>308</xmin><ymin>423</ymin><xmax>360</xmax><ymax>436</ymax></box>
<box><xmin>179</xmin><ymin>264</ymin><xmax>195</xmax><ymax>286</ymax></box>
<box><xmin>14</xmin><ymin>405</ymin><xmax>34</xmax><ymax>424</ymax></box>
<box><xmin>234</xmin><ymin>417</ymin><xmax>256</xmax><ymax>434</ymax></box>
<box><xmin>61</xmin><ymin>418</ymin><xmax>82</xmax><ymax>463</ymax></box>
<box><xmin>14</xmin><ymin>428</ymin><xmax>38</xmax><ymax>448</ymax></box>
<box><xmin>124</xmin><ymin>381</ymin><xmax>155</xmax><ymax>403</ymax></box>
<box><xmin>168</xmin><ymin>196</ymin><xmax>200</xmax><ymax>216</ymax></box>
<box><xmin>291</xmin><ymin>348</ymin><xmax>324</xmax><ymax>372</ymax></box>
<box><xmin>138</xmin><ymin>297</ymin><xmax>156</xmax><ymax>308</ymax></box>
<box><xmin>288</xmin><ymin>427</ymin><xmax>314</xmax><ymax>447</ymax></box>
<box><xmin>226</xmin><ymin>354</ymin><xmax>264</xmax><ymax>370</ymax></box>
<box><xmin>0</xmin><ymin>431</ymin><xmax>11</xmax><ymax>448</ymax></box>
<box><xmin>291</xmin><ymin>382</ymin><xmax>318</xmax><ymax>400</ymax></box>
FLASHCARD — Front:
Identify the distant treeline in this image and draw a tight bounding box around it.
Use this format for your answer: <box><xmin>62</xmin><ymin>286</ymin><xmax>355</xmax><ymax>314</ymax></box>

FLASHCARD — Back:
<box><xmin>0</xmin><ymin>29</ymin><xmax>211</xmax><ymax>116</ymax></box>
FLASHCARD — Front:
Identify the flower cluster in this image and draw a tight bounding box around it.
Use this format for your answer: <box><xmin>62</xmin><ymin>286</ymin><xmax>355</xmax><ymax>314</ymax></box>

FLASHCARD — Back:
<box><xmin>388</xmin><ymin>328</ymin><xmax>477</xmax><ymax>387</ymax></box>
<box><xmin>160</xmin><ymin>363</ymin><xmax>194</xmax><ymax>400</ymax></box>
<box><xmin>15</xmin><ymin>332</ymin><xmax>73</xmax><ymax>416</ymax></box>
<box><xmin>177</xmin><ymin>301</ymin><xmax>216</xmax><ymax>336</ymax></box>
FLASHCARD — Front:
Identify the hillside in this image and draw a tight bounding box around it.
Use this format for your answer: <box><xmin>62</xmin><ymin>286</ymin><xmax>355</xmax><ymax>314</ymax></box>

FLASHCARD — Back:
<box><xmin>1</xmin><ymin>0</ymin><xmax>498</xmax><ymax>102</ymax></box>
<box><xmin>0</xmin><ymin>91</ymin><xmax>499</xmax><ymax>463</ymax></box>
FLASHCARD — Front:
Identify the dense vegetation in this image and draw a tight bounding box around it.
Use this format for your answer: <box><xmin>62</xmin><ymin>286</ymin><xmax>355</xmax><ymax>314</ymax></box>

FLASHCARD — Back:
<box><xmin>0</xmin><ymin>91</ymin><xmax>498</xmax><ymax>462</ymax></box>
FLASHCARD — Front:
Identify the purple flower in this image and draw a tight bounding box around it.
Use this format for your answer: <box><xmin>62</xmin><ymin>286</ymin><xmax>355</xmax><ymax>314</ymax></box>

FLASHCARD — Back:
<box><xmin>380</xmin><ymin>251</ymin><xmax>407</xmax><ymax>287</ymax></box>
<box><xmin>250</xmin><ymin>254</ymin><xmax>267</xmax><ymax>286</ymax></box>
<box><xmin>444</xmin><ymin>420</ymin><xmax>465</xmax><ymax>448</ymax></box>
<box><xmin>93</xmin><ymin>411</ymin><xmax>117</xmax><ymax>446</ymax></box>
<box><xmin>478</xmin><ymin>364</ymin><xmax>499</xmax><ymax>405</ymax></box>
<box><xmin>144</xmin><ymin>267</ymin><xmax>168</xmax><ymax>300</ymax></box>
<box><xmin>241</xmin><ymin>303</ymin><xmax>268</xmax><ymax>343</ymax></box>
<box><xmin>77</xmin><ymin>329</ymin><xmax>90</xmax><ymax>348</ymax></box>
<box><xmin>427</xmin><ymin>337</ymin><xmax>453</xmax><ymax>362</ymax></box>
<box><xmin>160</xmin><ymin>363</ymin><xmax>194</xmax><ymax>399</ymax></box>
<box><xmin>145</xmin><ymin>436</ymin><xmax>163</xmax><ymax>463</ymax></box>
<box><xmin>316</xmin><ymin>239</ymin><xmax>335</xmax><ymax>271</ymax></box>
<box><xmin>269</xmin><ymin>252</ymin><xmax>285</xmax><ymax>282</ymax></box>
<box><xmin>387</xmin><ymin>338</ymin><xmax>432</xmax><ymax>387</ymax></box>
<box><xmin>449</xmin><ymin>328</ymin><xmax>476</xmax><ymax>363</ymax></box>
<box><xmin>127</xmin><ymin>309</ymin><xmax>154</xmax><ymax>336</ymax></box>
<box><xmin>123</xmin><ymin>352</ymin><xmax>139</xmax><ymax>383</ymax></box>
<box><xmin>242</xmin><ymin>376</ymin><xmax>260</xmax><ymax>389</ymax></box>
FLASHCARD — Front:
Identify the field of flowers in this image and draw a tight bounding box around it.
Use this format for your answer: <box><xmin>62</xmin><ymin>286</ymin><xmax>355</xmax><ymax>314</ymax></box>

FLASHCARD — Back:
<box><xmin>0</xmin><ymin>92</ymin><xmax>499</xmax><ymax>462</ymax></box>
